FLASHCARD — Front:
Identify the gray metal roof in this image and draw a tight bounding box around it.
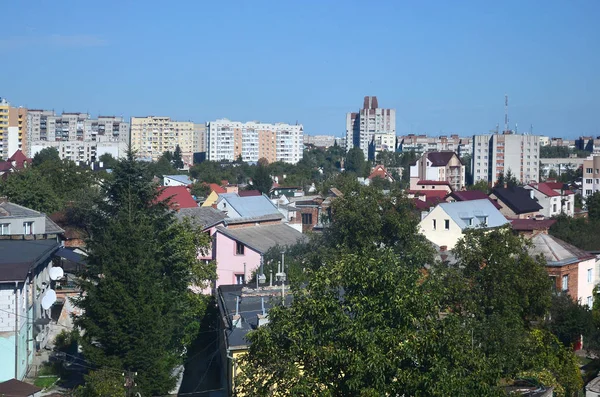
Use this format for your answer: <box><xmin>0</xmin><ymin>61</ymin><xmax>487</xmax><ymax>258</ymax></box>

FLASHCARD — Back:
<box><xmin>175</xmin><ymin>207</ymin><xmax>227</xmax><ymax>230</ymax></box>
<box><xmin>224</xmin><ymin>213</ymin><xmax>284</xmax><ymax>225</ymax></box>
<box><xmin>216</xmin><ymin>224</ymin><xmax>306</xmax><ymax>254</ymax></box>
<box><xmin>164</xmin><ymin>174</ymin><xmax>192</xmax><ymax>185</ymax></box>
<box><xmin>0</xmin><ymin>239</ymin><xmax>59</xmax><ymax>282</ymax></box>
<box><xmin>45</xmin><ymin>216</ymin><xmax>65</xmax><ymax>234</ymax></box>
<box><xmin>0</xmin><ymin>201</ymin><xmax>42</xmax><ymax>218</ymax></box>
<box><xmin>529</xmin><ymin>234</ymin><xmax>594</xmax><ymax>266</ymax></box>
<box><xmin>437</xmin><ymin>199</ymin><xmax>509</xmax><ymax>230</ymax></box>
<box><xmin>218</xmin><ymin>193</ymin><xmax>281</xmax><ymax>218</ymax></box>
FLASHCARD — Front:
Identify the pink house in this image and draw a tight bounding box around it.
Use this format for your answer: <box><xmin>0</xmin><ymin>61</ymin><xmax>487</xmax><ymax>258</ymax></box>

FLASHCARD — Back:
<box><xmin>214</xmin><ymin>223</ymin><xmax>306</xmax><ymax>287</ymax></box>
<box><xmin>175</xmin><ymin>207</ymin><xmax>227</xmax><ymax>261</ymax></box>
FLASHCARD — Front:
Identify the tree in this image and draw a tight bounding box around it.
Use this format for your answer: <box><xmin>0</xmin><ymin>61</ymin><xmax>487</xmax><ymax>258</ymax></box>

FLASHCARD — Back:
<box><xmin>462</xmin><ymin>154</ymin><xmax>473</xmax><ymax>185</ymax></box>
<box><xmin>74</xmin><ymin>152</ymin><xmax>215</xmax><ymax>396</ymax></box>
<box><xmin>149</xmin><ymin>154</ymin><xmax>177</xmax><ymax>177</ymax></box>
<box><xmin>98</xmin><ymin>153</ymin><xmax>118</xmax><ymax>169</ymax></box>
<box><xmin>252</xmin><ymin>164</ymin><xmax>272</xmax><ymax>194</ymax></box>
<box><xmin>0</xmin><ymin>167</ymin><xmax>62</xmax><ymax>213</ymax></box>
<box><xmin>586</xmin><ymin>191</ymin><xmax>600</xmax><ymax>221</ymax></box>
<box><xmin>237</xmin><ymin>249</ymin><xmax>503</xmax><ymax>396</ymax></box>
<box><xmin>494</xmin><ymin>172</ymin><xmax>506</xmax><ymax>188</ymax></box>
<box><xmin>173</xmin><ymin>145</ymin><xmax>184</xmax><ymax>169</ymax></box>
<box><xmin>505</xmin><ymin>169</ymin><xmax>519</xmax><ymax>187</ymax></box>
<box><xmin>32</xmin><ymin>147</ymin><xmax>60</xmax><ymax>166</ymax></box>
<box><xmin>545</xmin><ymin>294</ymin><xmax>592</xmax><ymax>348</ymax></box>
<box><xmin>548</xmin><ymin>169</ymin><xmax>559</xmax><ymax>180</ymax></box>
<box><xmin>190</xmin><ymin>182</ymin><xmax>211</xmax><ymax>198</ymax></box>
<box><xmin>467</xmin><ymin>179</ymin><xmax>490</xmax><ymax>193</ymax></box>
<box><xmin>74</xmin><ymin>369</ymin><xmax>125</xmax><ymax>397</ymax></box>
<box><xmin>345</xmin><ymin>147</ymin><xmax>368</xmax><ymax>176</ymax></box>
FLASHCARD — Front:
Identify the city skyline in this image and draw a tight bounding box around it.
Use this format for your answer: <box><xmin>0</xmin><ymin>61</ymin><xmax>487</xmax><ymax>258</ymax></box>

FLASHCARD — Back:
<box><xmin>1</xmin><ymin>1</ymin><xmax>599</xmax><ymax>138</ymax></box>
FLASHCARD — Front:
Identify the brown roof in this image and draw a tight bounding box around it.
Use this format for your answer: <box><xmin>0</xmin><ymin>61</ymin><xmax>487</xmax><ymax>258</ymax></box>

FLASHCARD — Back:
<box><xmin>427</xmin><ymin>151</ymin><xmax>459</xmax><ymax>167</ymax></box>
<box><xmin>449</xmin><ymin>191</ymin><xmax>502</xmax><ymax>209</ymax></box>
<box><xmin>510</xmin><ymin>218</ymin><xmax>557</xmax><ymax>231</ymax></box>
<box><xmin>0</xmin><ymin>379</ymin><xmax>42</xmax><ymax>396</ymax></box>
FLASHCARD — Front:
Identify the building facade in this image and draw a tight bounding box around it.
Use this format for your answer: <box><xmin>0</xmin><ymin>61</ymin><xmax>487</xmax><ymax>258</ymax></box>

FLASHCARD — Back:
<box><xmin>303</xmin><ymin>134</ymin><xmax>336</xmax><ymax>148</ymax></box>
<box><xmin>206</xmin><ymin>119</ymin><xmax>303</xmax><ymax>164</ymax></box>
<box><xmin>472</xmin><ymin>133</ymin><xmax>540</xmax><ymax>184</ymax></box>
<box><xmin>129</xmin><ymin>116</ymin><xmax>196</xmax><ymax>164</ymax></box>
<box><xmin>409</xmin><ymin>151</ymin><xmax>465</xmax><ymax>191</ymax></box>
<box><xmin>0</xmin><ymin>99</ymin><xmax>28</xmax><ymax>159</ymax></box>
<box><xmin>346</xmin><ymin>96</ymin><xmax>395</xmax><ymax>160</ymax></box>
<box><xmin>583</xmin><ymin>155</ymin><xmax>600</xmax><ymax>198</ymax></box>
<box><xmin>398</xmin><ymin>134</ymin><xmax>472</xmax><ymax>157</ymax></box>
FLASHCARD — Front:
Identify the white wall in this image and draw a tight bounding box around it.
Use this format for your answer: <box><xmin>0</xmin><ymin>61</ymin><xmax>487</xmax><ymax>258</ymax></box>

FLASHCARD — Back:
<box><xmin>578</xmin><ymin>258</ymin><xmax>596</xmax><ymax>307</ymax></box>
<box><xmin>418</xmin><ymin>206</ymin><xmax>464</xmax><ymax>249</ymax></box>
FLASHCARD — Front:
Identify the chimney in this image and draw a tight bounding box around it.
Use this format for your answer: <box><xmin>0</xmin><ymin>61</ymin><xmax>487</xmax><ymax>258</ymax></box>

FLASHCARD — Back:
<box><xmin>233</xmin><ymin>296</ymin><xmax>242</xmax><ymax>328</ymax></box>
<box><xmin>257</xmin><ymin>298</ymin><xmax>269</xmax><ymax>327</ymax></box>
<box><xmin>530</xmin><ymin>190</ymin><xmax>535</xmax><ymax>200</ymax></box>
<box><xmin>440</xmin><ymin>245</ymin><xmax>448</xmax><ymax>252</ymax></box>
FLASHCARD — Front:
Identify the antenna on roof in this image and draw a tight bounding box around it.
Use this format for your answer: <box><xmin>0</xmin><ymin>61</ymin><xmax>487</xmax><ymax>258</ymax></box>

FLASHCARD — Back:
<box><xmin>504</xmin><ymin>94</ymin><xmax>509</xmax><ymax>133</ymax></box>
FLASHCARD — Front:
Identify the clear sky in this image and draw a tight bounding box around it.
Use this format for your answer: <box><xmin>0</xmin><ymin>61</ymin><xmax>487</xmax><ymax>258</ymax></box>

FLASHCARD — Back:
<box><xmin>1</xmin><ymin>1</ymin><xmax>598</xmax><ymax>138</ymax></box>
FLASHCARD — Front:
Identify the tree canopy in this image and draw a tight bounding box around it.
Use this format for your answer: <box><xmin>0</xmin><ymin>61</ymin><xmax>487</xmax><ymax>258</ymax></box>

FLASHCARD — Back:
<box><xmin>32</xmin><ymin>147</ymin><xmax>60</xmax><ymax>166</ymax></box>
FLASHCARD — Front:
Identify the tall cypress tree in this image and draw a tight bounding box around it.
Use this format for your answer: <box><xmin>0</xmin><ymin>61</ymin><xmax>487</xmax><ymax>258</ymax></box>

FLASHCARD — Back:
<box><xmin>74</xmin><ymin>151</ymin><xmax>215</xmax><ymax>396</ymax></box>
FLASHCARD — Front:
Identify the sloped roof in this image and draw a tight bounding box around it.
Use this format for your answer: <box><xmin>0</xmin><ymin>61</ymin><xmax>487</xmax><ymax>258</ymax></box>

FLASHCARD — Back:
<box><xmin>216</xmin><ymin>224</ymin><xmax>306</xmax><ymax>254</ymax></box>
<box><xmin>448</xmin><ymin>191</ymin><xmax>502</xmax><ymax>209</ymax></box>
<box><xmin>409</xmin><ymin>190</ymin><xmax>448</xmax><ymax>200</ymax></box>
<box><xmin>0</xmin><ymin>161</ymin><xmax>12</xmax><ymax>172</ymax></box>
<box><xmin>509</xmin><ymin>218</ymin><xmax>556</xmax><ymax>231</ymax></box>
<box><xmin>164</xmin><ymin>174</ymin><xmax>192</xmax><ymax>185</ymax></box>
<box><xmin>417</xmin><ymin>180</ymin><xmax>451</xmax><ymax>186</ymax></box>
<box><xmin>175</xmin><ymin>207</ymin><xmax>227</xmax><ymax>230</ymax></box>
<box><xmin>437</xmin><ymin>199</ymin><xmax>509</xmax><ymax>230</ymax></box>
<box><xmin>0</xmin><ymin>239</ymin><xmax>60</xmax><ymax>282</ymax></box>
<box><xmin>491</xmin><ymin>186</ymin><xmax>543</xmax><ymax>214</ymax></box>
<box><xmin>209</xmin><ymin>183</ymin><xmax>226</xmax><ymax>194</ymax></box>
<box><xmin>238</xmin><ymin>190</ymin><xmax>261</xmax><ymax>197</ymax></box>
<box><xmin>529</xmin><ymin>183</ymin><xmax>560</xmax><ymax>197</ymax></box>
<box><xmin>0</xmin><ymin>379</ymin><xmax>42</xmax><ymax>396</ymax></box>
<box><xmin>427</xmin><ymin>151</ymin><xmax>459</xmax><ymax>166</ymax></box>
<box><xmin>8</xmin><ymin>150</ymin><xmax>31</xmax><ymax>164</ymax></box>
<box><xmin>530</xmin><ymin>234</ymin><xmax>594</xmax><ymax>266</ymax></box>
<box><xmin>413</xmin><ymin>197</ymin><xmax>444</xmax><ymax>210</ymax></box>
<box><xmin>218</xmin><ymin>193</ymin><xmax>280</xmax><ymax>218</ymax></box>
<box><xmin>368</xmin><ymin>165</ymin><xmax>394</xmax><ymax>181</ymax></box>
<box><xmin>157</xmin><ymin>186</ymin><xmax>198</xmax><ymax>209</ymax></box>
<box><xmin>0</xmin><ymin>201</ymin><xmax>42</xmax><ymax>218</ymax></box>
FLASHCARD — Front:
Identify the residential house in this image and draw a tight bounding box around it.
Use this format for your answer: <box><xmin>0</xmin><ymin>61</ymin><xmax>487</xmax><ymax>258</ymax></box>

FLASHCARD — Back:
<box><xmin>529</xmin><ymin>233</ymin><xmax>596</xmax><ymax>307</ymax></box>
<box><xmin>368</xmin><ymin>165</ymin><xmax>395</xmax><ymax>183</ymax></box>
<box><xmin>213</xmin><ymin>223</ymin><xmax>306</xmax><ymax>287</ymax></box>
<box><xmin>446</xmin><ymin>190</ymin><xmax>502</xmax><ymax>209</ymax></box>
<box><xmin>215</xmin><ymin>193</ymin><xmax>282</xmax><ymax>220</ymax></box>
<box><xmin>175</xmin><ymin>207</ymin><xmax>227</xmax><ymax>262</ymax></box>
<box><xmin>489</xmin><ymin>186</ymin><xmax>543</xmax><ymax>219</ymax></box>
<box><xmin>524</xmin><ymin>182</ymin><xmax>575</xmax><ymax>217</ymax></box>
<box><xmin>0</xmin><ymin>379</ymin><xmax>42</xmax><ymax>397</ymax></box>
<box><xmin>509</xmin><ymin>218</ymin><xmax>556</xmax><ymax>238</ymax></box>
<box><xmin>163</xmin><ymin>174</ymin><xmax>192</xmax><ymax>187</ymax></box>
<box><xmin>410</xmin><ymin>151</ymin><xmax>465</xmax><ymax>191</ymax></box>
<box><xmin>217</xmin><ymin>284</ymin><xmax>293</xmax><ymax>396</ymax></box>
<box><xmin>201</xmin><ymin>183</ymin><xmax>227</xmax><ymax>207</ymax></box>
<box><xmin>0</xmin><ymin>150</ymin><xmax>31</xmax><ymax>177</ymax></box>
<box><xmin>418</xmin><ymin>199</ymin><xmax>509</xmax><ymax>250</ymax></box>
<box><xmin>409</xmin><ymin>180</ymin><xmax>453</xmax><ymax>195</ymax></box>
<box><xmin>0</xmin><ymin>202</ymin><xmax>64</xmax><ymax>239</ymax></box>
<box><xmin>156</xmin><ymin>186</ymin><xmax>198</xmax><ymax>210</ymax></box>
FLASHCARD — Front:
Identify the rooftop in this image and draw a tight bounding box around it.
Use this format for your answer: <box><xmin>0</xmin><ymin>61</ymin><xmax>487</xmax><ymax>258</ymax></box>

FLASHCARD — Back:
<box><xmin>436</xmin><ymin>199</ymin><xmax>509</xmax><ymax>230</ymax></box>
<box><xmin>218</xmin><ymin>193</ymin><xmax>280</xmax><ymax>218</ymax></box>
<box><xmin>157</xmin><ymin>186</ymin><xmax>198</xmax><ymax>209</ymax></box>
<box><xmin>491</xmin><ymin>186</ymin><xmax>543</xmax><ymax>214</ymax></box>
<box><xmin>448</xmin><ymin>190</ymin><xmax>502</xmax><ymax>209</ymax></box>
<box><xmin>416</xmin><ymin>180</ymin><xmax>451</xmax><ymax>186</ymax></box>
<box><xmin>427</xmin><ymin>151</ymin><xmax>459</xmax><ymax>166</ymax></box>
<box><xmin>216</xmin><ymin>224</ymin><xmax>306</xmax><ymax>254</ymax></box>
<box><xmin>0</xmin><ymin>201</ymin><xmax>41</xmax><ymax>218</ymax></box>
<box><xmin>0</xmin><ymin>379</ymin><xmax>42</xmax><ymax>396</ymax></box>
<box><xmin>510</xmin><ymin>218</ymin><xmax>557</xmax><ymax>231</ymax></box>
<box><xmin>164</xmin><ymin>174</ymin><xmax>192</xmax><ymax>186</ymax></box>
<box><xmin>0</xmin><ymin>239</ymin><xmax>59</xmax><ymax>282</ymax></box>
<box><xmin>530</xmin><ymin>234</ymin><xmax>594</xmax><ymax>266</ymax></box>
<box><xmin>175</xmin><ymin>207</ymin><xmax>227</xmax><ymax>230</ymax></box>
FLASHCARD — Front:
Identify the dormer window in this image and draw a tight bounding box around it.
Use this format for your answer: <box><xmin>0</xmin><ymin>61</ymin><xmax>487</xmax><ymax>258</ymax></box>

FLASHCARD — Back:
<box><xmin>23</xmin><ymin>221</ymin><xmax>33</xmax><ymax>235</ymax></box>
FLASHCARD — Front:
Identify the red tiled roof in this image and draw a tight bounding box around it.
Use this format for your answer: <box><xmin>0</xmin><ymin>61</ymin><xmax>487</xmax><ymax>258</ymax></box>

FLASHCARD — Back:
<box><xmin>8</xmin><ymin>150</ymin><xmax>30</xmax><ymax>163</ymax></box>
<box><xmin>368</xmin><ymin>165</ymin><xmax>394</xmax><ymax>181</ymax></box>
<box><xmin>409</xmin><ymin>190</ymin><xmax>448</xmax><ymax>200</ymax></box>
<box><xmin>0</xmin><ymin>161</ymin><xmax>12</xmax><ymax>172</ymax></box>
<box><xmin>208</xmin><ymin>183</ymin><xmax>226</xmax><ymax>194</ymax></box>
<box><xmin>238</xmin><ymin>190</ymin><xmax>261</xmax><ymax>197</ymax></box>
<box><xmin>416</xmin><ymin>180</ymin><xmax>451</xmax><ymax>186</ymax></box>
<box><xmin>413</xmin><ymin>197</ymin><xmax>444</xmax><ymax>210</ymax></box>
<box><xmin>530</xmin><ymin>183</ymin><xmax>560</xmax><ymax>197</ymax></box>
<box><xmin>510</xmin><ymin>218</ymin><xmax>557</xmax><ymax>231</ymax></box>
<box><xmin>157</xmin><ymin>186</ymin><xmax>197</xmax><ymax>209</ymax></box>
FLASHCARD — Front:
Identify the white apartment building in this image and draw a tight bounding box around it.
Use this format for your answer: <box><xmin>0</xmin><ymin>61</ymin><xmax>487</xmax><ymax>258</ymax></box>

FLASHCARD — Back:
<box><xmin>398</xmin><ymin>134</ymin><xmax>472</xmax><ymax>157</ymax></box>
<box><xmin>26</xmin><ymin>111</ymin><xmax>129</xmax><ymax>162</ymax></box>
<box><xmin>206</xmin><ymin>119</ymin><xmax>303</xmax><ymax>164</ymax></box>
<box><xmin>346</xmin><ymin>96</ymin><xmax>395</xmax><ymax>160</ymax></box>
<box><xmin>583</xmin><ymin>155</ymin><xmax>600</xmax><ymax>199</ymax></box>
<box><xmin>130</xmin><ymin>116</ymin><xmax>198</xmax><ymax>164</ymax></box>
<box><xmin>472</xmin><ymin>133</ymin><xmax>540</xmax><ymax>184</ymax></box>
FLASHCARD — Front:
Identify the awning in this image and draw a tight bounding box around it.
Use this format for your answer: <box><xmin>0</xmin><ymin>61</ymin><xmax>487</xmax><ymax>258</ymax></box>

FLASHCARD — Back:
<box><xmin>54</xmin><ymin>247</ymin><xmax>86</xmax><ymax>264</ymax></box>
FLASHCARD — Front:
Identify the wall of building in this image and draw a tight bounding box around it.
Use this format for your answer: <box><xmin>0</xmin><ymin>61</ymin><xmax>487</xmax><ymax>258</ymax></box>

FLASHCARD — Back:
<box><xmin>547</xmin><ymin>263</ymin><xmax>579</xmax><ymax>302</ymax></box>
<box><xmin>578</xmin><ymin>258</ymin><xmax>596</xmax><ymax>307</ymax></box>
<box><xmin>214</xmin><ymin>232</ymin><xmax>262</xmax><ymax>287</ymax></box>
<box><xmin>130</xmin><ymin>116</ymin><xmax>196</xmax><ymax>162</ymax></box>
<box><xmin>583</xmin><ymin>155</ymin><xmax>600</xmax><ymax>198</ymax></box>
<box><xmin>419</xmin><ymin>206</ymin><xmax>464</xmax><ymax>249</ymax></box>
<box><xmin>0</xmin><ymin>215</ymin><xmax>46</xmax><ymax>236</ymax></box>
<box><xmin>0</xmin><ymin>282</ymin><xmax>30</xmax><ymax>382</ymax></box>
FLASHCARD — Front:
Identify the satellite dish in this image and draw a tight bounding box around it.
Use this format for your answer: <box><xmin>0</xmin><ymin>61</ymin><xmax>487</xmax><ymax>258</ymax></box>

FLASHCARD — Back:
<box><xmin>49</xmin><ymin>267</ymin><xmax>64</xmax><ymax>281</ymax></box>
<box><xmin>41</xmin><ymin>289</ymin><xmax>57</xmax><ymax>310</ymax></box>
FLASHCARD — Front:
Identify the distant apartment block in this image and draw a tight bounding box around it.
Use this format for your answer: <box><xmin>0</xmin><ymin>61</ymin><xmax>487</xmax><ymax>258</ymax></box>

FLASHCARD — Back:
<box><xmin>0</xmin><ymin>98</ymin><xmax>28</xmax><ymax>159</ymax></box>
<box><xmin>130</xmin><ymin>116</ymin><xmax>199</xmax><ymax>165</ymax></box>
<box><xmin>410</xmin><ymin>151</ymin><xmax>465</xmax><ymax>191</ymax></box>
<box><xmin>346</xmin><ymin>96</ymin><xmax>395</xmax><ymax>160</ymax></box>
<box><xmin>303</xmin><ymin>135</ymin><xmax>336</xmax><ymax>148</ymax></box>
<box><xmin>194</xmin><ymin>123</ymin><xmax>207</xmax><ymax>154</ymax></box>
<box><xmin>576</xmin><ymin>136</ymin><xmax>600</xmax><ymax>153</ymax></box>
<box><xmin>398</xmin><ymin>134</ymin><xmax>472</xmax><ymax>157</ymax></box>
<box><xmin>206</xmin><ymin>119</ymin><xmax>303</xmax><ymax>164</ymax></box>
<box><xmin>583</xmin><ymin>155</ymin><xmax>600</xmax><ymax>199</ymax></box>
<box><xmin>472</xmin><ymin>133</ymin><xmax>540</xmax><ymax>184</ymax></box>
<box><xmin>27</xmin><ymin>110</ymin><xmax>129</xmax><ymax>162</ymax></box>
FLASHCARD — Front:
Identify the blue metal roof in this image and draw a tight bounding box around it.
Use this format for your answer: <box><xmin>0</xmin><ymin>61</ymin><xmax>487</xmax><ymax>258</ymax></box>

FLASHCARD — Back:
<box><xmin>165</xmin><ymin>174</ymin><xmax>192</xmax><ymax>185</ymax></box>
<box><xmin>219</xmin><ymin>193</ymin><xmax>280</xmax><ymax>218</ymax></box>
<box><xmin>438</xmin><ymin>199</ymin><xmax>509</xmax><ymax>230</ymax></box>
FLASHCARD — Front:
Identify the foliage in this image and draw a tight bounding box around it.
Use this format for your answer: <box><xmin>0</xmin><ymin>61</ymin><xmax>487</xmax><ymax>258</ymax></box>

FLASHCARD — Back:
<box><xmin>32</xmin><ymin>147</ymin><xmax>60</xmax><ymax>166</ymax></box>
<box><xmin>148</xmin><ymin>152</ymin><xmax>177</xmax><ymax>177</ymax></box>
<box><xmin>237</xmin><ymin>249</ymin><xmax>503</xmax><ymax>396</ymax></box>
<box><xmin>190</xmin><ymin>182</ymin><xmax>211</xmax><ymax>198</ymax></box>
<box><xmin>495</xmin><ymin>170</ymin><xmax>520</xmax><ymax>188</ymax></box>
<box><xmin>586</xmin><ymin>191</ymin><xmax>600</xmax><ymax>221</ymax></box>
<box><xmin>98</xmin><ymin>153</ymin><xmax>118</xmax><ymax>169</ymax></box>
<box><xmin>73</xmin><ymin>152</ymin><xmax>215</xmax><ymax>396</ymax></box>
<box><xmin>462</xmin><ymin>153</ymin><xmax>472</xmax><ymax>185</ymax></box>
<box><xmin>344</xmin><ymin>147</ymin><xmax>368</xmax><ymax>176</ymax></box>
<box><xmin>544</xmin><ymin>294</ymin><xmax>592</xmax><ymax>348</ymax></box>
<box><xmin>74</xmin><ymin>369</ymin><xmax>125</xmax><ymax>397</ymax></box>
<box><xmin>467</xmin><ymin>179</ymin><xmax>490</xmax><ymax>193</ymax></box>
<box><xmin>173</xmin><ymin>145</ymin><xmax>184</xmax><ymax>169</ymax></box>
<box><xmin>54</xmin><ymin>329</ymin><xmax>80</xmax><ymax>355</ymax></box>
<box><xmin>0</xmin><ymin>167</ymin><xmax>62</xmax><ymax>213</ymax></box>
<box><xmin>540</xmin><ymin>145</ymin><xmax>588</xmax><ymax>159</ymax></box>
<box><xmin>252</xmin><ymin>164</ymin><xmax>272</xmax><ymax>194</ymax></box>
<box><xmin>369</xmin><ymin>175</ymin><xmax>392</xmax><ymax>190</ymax></box>
<box><xmin>550</xmin><ymin>215</ymin><xmax>600</xmax><ymax>251</ymax></box>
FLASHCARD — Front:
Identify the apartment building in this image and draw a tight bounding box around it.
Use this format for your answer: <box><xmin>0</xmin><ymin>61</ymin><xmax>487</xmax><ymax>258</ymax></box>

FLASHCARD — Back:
<box><xmin>346</xmin><ymin>96</ymin><xmax>395</xmax><ymax>160</ymax></box>
<box><xmin>583</xmin><ymin>155</ymin><xmax>600</xmax><ymax>198</ymax></box>
<box><xmin>472</xmin><ymin>133</ymin><xmax>540</xmax><ymax>184</ymax></box>
<box><xmin>303</xmin><ymin>135</ymin><xmax>336</xmax><ymax>148</ymax></box>
<box><xmin>130</xmin><ymin>116</ymin><xmax>197</xmax><ymax>164</ymax></box>
<box><xmin>206</xmin><ymin>119</ymin><xmax>303</xmax><ymax>164</ymax></box>
<box><xmin>398</xmin><ymin>134</ymin><xmax>472</xmax><ymax>157</ymax></box>
<box><xmin>194</xmin><ymin>123</ymin><xmax>207</xmax><ymax>153</ymax></box>
<box><xmin>27</xmin><ymin>111</ymin><xmax>129</xmax><ymax>162</ymax></box>
<box><xmin>0</xmin><ymin>99</ymin><xmax>28</xmax><ymax>159</ymax></box>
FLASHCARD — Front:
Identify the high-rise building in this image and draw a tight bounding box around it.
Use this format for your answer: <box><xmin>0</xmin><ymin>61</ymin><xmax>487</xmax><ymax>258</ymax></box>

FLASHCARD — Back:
<box><xmin>27</xmin><ymin>110</ymin><xmax>129</xmax><ymax>162</ymax></box>
<box><xmin>193</xmin><ymin>123</ymin><xmax>207</xmax><ymax>154</ymax></box>
<box><xmin>472</xmin><ymin>133</ymin><xmax>540</xmax><ymax>184</ymax></box>
<box><xmin>397</xmin><ymin>134</ymin><xmax>472</xmax><ymax>157</ymax></box>
<box><xmin>0</xmin><ymin>98</ymin><xmax>28</xmax><ymax>159</ymax></box>
<box><xmin>346</xmin><ymin>96</ymin><xmax>395</xmax><ymax>160</ymax></box>
<box><xmin>130</xmin><ymin>116</ymin><xmax>196</xmax><ymax>164</ymax></box>
<box><xmin>206</xmin><ymin>119</ymin><xmax>303</xmax><ymax>164</ymax></box>
<box><xmin>583</xmin><ymin>155</ymin><xmax>600</xmax><ymax>199</ymax></box>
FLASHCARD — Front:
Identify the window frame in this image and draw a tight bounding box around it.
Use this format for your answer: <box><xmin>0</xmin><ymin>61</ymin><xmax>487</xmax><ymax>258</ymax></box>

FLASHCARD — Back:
<box><xmin>235</xmin><ymin>241</ymin><xmax>245</xmax><ymax>256</ymax></box>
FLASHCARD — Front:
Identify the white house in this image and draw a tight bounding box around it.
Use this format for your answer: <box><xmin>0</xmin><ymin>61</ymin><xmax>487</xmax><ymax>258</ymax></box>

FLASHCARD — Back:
<box><xmin>163</xmin><ymin>174</ymin><xmax>192</xmax><ymax>187</ymax></box>
<box><xmin>418</xmin><ymin>199</ymin><xmax>509</xmax><ymax>250</ymax></box>
<box><xmin>524</xmin><ymin>182</ymin><xmax>575</xmax><ymax>218</ymax></box>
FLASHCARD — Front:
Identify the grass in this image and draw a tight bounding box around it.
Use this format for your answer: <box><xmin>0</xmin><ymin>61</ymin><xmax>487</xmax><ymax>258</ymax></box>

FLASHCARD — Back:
<box><xmin>37</xmin><ymin>362</ymin><xmax>59</xmax><ymax>376</ymax></box>
<box><xmin>34</xmin><ymin>375</ymin><xmax>59</xmax><ymax>389</ymax></box>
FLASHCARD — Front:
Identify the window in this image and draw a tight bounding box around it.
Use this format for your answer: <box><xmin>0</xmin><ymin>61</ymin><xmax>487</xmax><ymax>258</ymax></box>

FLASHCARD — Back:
<box><xmin>588</xmin><ymin>268</ymin><xmax>593</xmax><ymax>283</ymax></box>
<box><xmin>444</xmin><ymin>219</ymin><xmax>450</xmax><ymax>230</ymax></box>
<box><xmin>588</xmin><ymin>296</ymin><xmax>594</xmax><ymax>308</ymax></box>
<box><xmin>567</xmin><ymin>202</ymin><xmax>571</xmax><ymax>211</ymax></box>
<box><xmin>587</xmin><ymin>190</ymin><xmax>593</xmax><ymax>196</ymax></box>
<box><xmin>432</xmin><ymin>219</ymin><xmax>437</xmax><ymax>230</ymax></box>
<box><xmin>235</xmin><ymin>241</ymin><xmax>245</xmax><ymax>255</ymax></box>
<box><xmin>586</xmin><ymin>179</ymin><xmax>593</xmax><ymax>184</ymax></box>
<box><xmin>235</xmin><ymin>274</ymin><xmax>245</xmax><ymax>285</ymax></box>
<box><xmin>468</xmin><ymin>218</ymin><xmax>473</xmax><ymax>226</ymax></box>
<box><xmin>301</xmin><ymin>213</ymin><xmax>313</xmax><ymax>225</ymax></box>
<box><xmin>553</xmin><ymin>204</ymin><xmax>557</xmax><ymax>212</ymax></box>
<box><xmin>0</xmin><ymin>224</ymin><xmax>9</xmax><ymax>235</ymax></box>
<box><xmin>23</xmin><ymin>222</ymin><xmax>33</xmax><ymax>235</ymax></box>
<box><xmin>587</xmin><ymin>168</ymin><xmax>593</xmax><ymax>174</ymax></box>
<box><xmin>562</xmin><ymin>275</ymin><xmax>569</xmax><ymax>291</ymax></box>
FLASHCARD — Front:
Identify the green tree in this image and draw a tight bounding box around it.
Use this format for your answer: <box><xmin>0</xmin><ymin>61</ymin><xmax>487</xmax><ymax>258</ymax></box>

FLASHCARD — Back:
<box><xmin>467</xmin><ymin>179</ymin><xmax>490</xmax><ymax>193</ymax></box>
<box><xmin>252</xmin><ymin>164</ymin><xmax>272</xmax><ymax>194</ymax></box>
<box><xmin>32</xmin><ymin>147</ymin><xmax>60</xmax><ymax>166</ymax></box>
<box><xmin>494</xmin><ymin>172</ymin><xmax>506</xmax><ymax>188</ymax></box>
<box><xmin>547</xmin><ymin>169</ymin><xmax>559</xmax><ymax>180</ymax></box>
<box><xmin>237</xmin><ymin>249</ymin><xmax>503</xmax><ymax>396</ymax></box>
<box><xmin>74</xmin><ymin>369</ymin><xmax>125</xmax><ymax>397</ymax></box>
<box><xmin>0</xmin><ymin>167</ymin><xmax>62</xmax><ymax>213</ymax></box>
<box><xmin>462</xmin><ymin>153</ymin><xmax>473</xmax><ymax>185</ymax></box>
<box><xmin>586</xmin><ymin>191</ymin><xmax>600</xmax><ymax>221</ymax></box>
<box><xmin>190</xmin><ymin>182</ymin><xmax>211</xmax><ymax>198</ymax></box>
<box><xmin>98</xmin><ymin>153</ymin><xmax>118</xmax><ymax>169</ymax></box>
<box><xmin>73</xmin><ymin>152</ymin><xmax>215</xmax><ymax>396</ymax></box>
<box><xmin>173</xmin><ymin>145</ymin><xmax>184</xmax><ymax>169</ymax></box>
<box><xmin>545</xmin><ymin>294</ymin><xmax>592</xmax><ymax>348</ymax></box>
<box><xmin>345</xmin><ymin>147</ymin><xmax>368</xmax><ymax>176</ymax></box>
<box><xmin>149</xmin><ymin>153</ymin><xmax>177</xmax><ymax>177</ymax></box>
<box><xmin>505</xmin><ymin>168</ymin><xmax>520</xmax><ymax>187</ymax></box>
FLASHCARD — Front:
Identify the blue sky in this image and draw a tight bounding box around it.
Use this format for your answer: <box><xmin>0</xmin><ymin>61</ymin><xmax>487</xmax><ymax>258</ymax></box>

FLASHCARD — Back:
<box><xmin>1</xmin><ymin>1</ymin><xmax>598</xmax><ymax>138</ymax></box>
